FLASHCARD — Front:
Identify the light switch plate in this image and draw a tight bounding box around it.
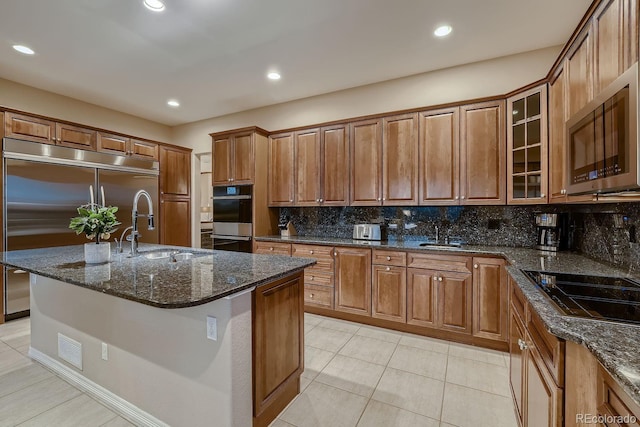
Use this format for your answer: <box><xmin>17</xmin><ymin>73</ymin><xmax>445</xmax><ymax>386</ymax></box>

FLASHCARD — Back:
<box><xmin>206</xmin><ymin>316</ymin><xmax>217</xmax><ymax>341</ymax></box>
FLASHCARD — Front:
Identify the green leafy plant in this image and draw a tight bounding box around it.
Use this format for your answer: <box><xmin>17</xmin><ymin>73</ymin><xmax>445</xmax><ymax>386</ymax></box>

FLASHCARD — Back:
<box><xmin>69</xmin><ymin>204</ymin><xmax>121</xmax><ymax>244</ymax></box>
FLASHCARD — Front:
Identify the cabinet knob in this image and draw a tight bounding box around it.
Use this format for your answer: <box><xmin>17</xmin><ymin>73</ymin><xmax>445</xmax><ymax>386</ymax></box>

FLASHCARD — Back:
<box><xmin>334</xmin><ymin>252</ymin><xmax>337</xmax><ymax>256</ymax></box>
<box><xmin>518</xmin><ymin>338</ymin><xmax>528</xmax><ymax>350</ymax></box>
<box><xmin>310</xmin><ymin>276</ymin><xmax>314</xmax><ymax>280</ymax></box>
<box><xmin>316</xmin><ymin>199</ymin><xmax>320</xmax><ymax>202</ymax></box>
<box><xmin>383</xmin><ymin>198</ymin><xmax>386</xmax><ymax>201</ymax></box>
<box><xmin>269</xmin><ymin>247</ymin><xmax>274</xmax><ymax>251</ymax></box>
<box><xmin>228</xmin><ymin>178</ymin><xmax>232</xmax><ymax>182</ymax></box>
<box><xmin>540</xmin><ymin>193</ymin><xmax>545</xmax><ymax>198</ymax></box>
<box><xmin>310</xmin><ymin>250</ymin><xmax>314</xmax><ymax>254</ymax></box>
<box><xmin>438</xmin><ymin>277</ymin><xmax>443</xmax><ymax>282</ymax></box>
<box><xmin>290</xmin><ymin>199</ymin><xmax>293</xmax><ymax>202</ymax></box>
<box><xmin>474</xmin><ymin>264</ymin><xmax>478</xmax><ymax>269</ymax></box>
<box><xmin>455</xmin><ymin>196</ymin><xmax>459</xmax><ymax>200</ymax></box>
<box><xmin>386</xmin><ymin>267</ymin><xmax>390</xmax><ymax>271</ymax></box>
<box><xmin>562</xmin><ymin>189</ymin><xmax>567</xmax><ymax>195</ymax></box>
<box><xmin>310</xmin><ymin>293</ymin><xmax>314</xmax><ymax>299</ymax></box>
<box><xmin>230</xmin><ymin>178</ymin><xmax>234</xmax><ymax>182</ymax></box>
<box><xmin>377</xmin><ymin>198</ymin><xmax>381</xmax><ymax>201</ymax></box>
<box><xmin>319</xmin><ymin>199</ymin><xmax>323</xmax><ymax>202</ymax></box>
<box><xmin>460</xmin><ymin>196</ymin><xmax>465</xmax><ymax>199</ymax></box>
<box><xmin>386</xmin><ymin>256</ymin><xmax>391</xmax><ymax>261</ymax></box>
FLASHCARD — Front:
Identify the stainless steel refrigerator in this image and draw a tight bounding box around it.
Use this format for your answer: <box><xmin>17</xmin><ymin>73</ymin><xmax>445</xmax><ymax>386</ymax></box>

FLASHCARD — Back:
<box><xmin>3</xmin><ymin>139</ymin><xmax>159</xmax><ymax>320</ymax></box>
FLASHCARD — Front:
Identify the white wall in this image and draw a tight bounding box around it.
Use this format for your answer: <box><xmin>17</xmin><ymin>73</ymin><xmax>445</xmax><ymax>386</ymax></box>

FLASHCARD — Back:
<box><xmin>172</xmin><ymin>46</ymin><xmax>562</xmax><ymax>154</ymax></box>
<box><xmin>0</xmin><ymin>78</ymin><xmax>172</xmax><ymax>143</ymax></box>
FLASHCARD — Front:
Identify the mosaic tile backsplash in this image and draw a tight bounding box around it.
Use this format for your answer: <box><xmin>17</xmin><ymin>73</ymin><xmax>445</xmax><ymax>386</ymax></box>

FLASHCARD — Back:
<box><xmin>279</xmin><ymin>202</ymin><xmax>640</xmax><ymax>273</ymax></box>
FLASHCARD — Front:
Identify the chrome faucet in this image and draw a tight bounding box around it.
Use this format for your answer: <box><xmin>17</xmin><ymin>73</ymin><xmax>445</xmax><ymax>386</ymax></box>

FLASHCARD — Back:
<box><xmin>130</xmin><ymin>190</ymin><xmax>155</xmax><ymax>256</ymax></box>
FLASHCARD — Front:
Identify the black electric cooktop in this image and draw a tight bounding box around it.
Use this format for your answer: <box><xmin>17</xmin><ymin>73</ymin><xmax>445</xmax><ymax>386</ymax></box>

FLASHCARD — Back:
<box><xmin>523</xmin><ymin>270</ymin><xmax>640</xmax><ymax>325</ymax></box>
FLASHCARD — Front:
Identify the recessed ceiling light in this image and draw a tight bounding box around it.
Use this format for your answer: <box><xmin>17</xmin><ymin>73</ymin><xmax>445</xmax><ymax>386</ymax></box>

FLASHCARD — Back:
<box><xmin>167</xmin><ymin>100</ymin><xmax>180</xmax><ymax>107</ymax></box>
<box><xmin>12</xmin><ymin>45</ymin><xmax>35</xmax><ymax>55</ymax></box>
<box><xmin>143</xmin><ymin>0</ymin><xmax>165</xmax><ymax>12</ymax></box>
<box><xmin>434</xmin><ymin>25</ymin><xmax>452</xmax><ymax>37</ymax></box>
<box><xmin>267</xmin><ymin>72</ymin><xmax>281</xmax><ymax>80</ymax></box>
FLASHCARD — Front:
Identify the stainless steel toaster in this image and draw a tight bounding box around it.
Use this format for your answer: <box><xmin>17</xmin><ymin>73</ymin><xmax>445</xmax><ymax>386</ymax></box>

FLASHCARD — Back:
<box><xmin>353</xmin><ymin>224</ymin><xmax>382</xmax><ymax>241</ymax></box>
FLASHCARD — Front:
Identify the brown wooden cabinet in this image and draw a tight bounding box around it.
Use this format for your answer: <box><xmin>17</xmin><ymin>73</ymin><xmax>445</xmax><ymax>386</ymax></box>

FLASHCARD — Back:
<box><xmin>472</xmin><ymin>257</ymin><xmax>508</xmax><ymax>342</ymax></box>
<box><xmin>594</xmin><ymin>0</ymin><xmax>626</xmax><ymax>93</ymax></box>
<box><xmin>293</xmin><ymin>244</ymin><xmax>336</xmax><ymax>309</ymax></box>
<box><xmin>55</xmin><ymin>123</ymin><xmax>97</xmax><ymax>150</ymax></box>
<box><xmin>549</xmin><ymin>69</ymin><xmax>569</xmax><ymax>203</ymax></box>
<box><xmin>212</xmin><ymin>130</ymin><xmax>255</xmax><ymax>185</ymax></box>
<box><xmin>509</xmin><ymin>274</ymin><xmax>565</xmax><ymax>427</ymax></box>
<box><xmin>253</xmin><ymin>241</ymin><xmax>292</xmax><ymax>255</ymax></box>
<box><xmin>382</xmin><ymin>113</ymin><xmax>418</xmax><ymax>205</ymax></box>
<box><xmin>294</xmin><ymin>129</ymin><xmax>321</xmax><ymax>206</ymax></box>
<box><xmin>597</xmin><ymin>363</ymin><xmax>640</xmax><ymax>425</ymax></box>
<box><xmin>268</xmin><ymin>133</ymin><xmax>295</xmax><ymax>206</ymax></box>
<box><xmin>507</xmin><ymin>85</ymin><xmax>548</xmax><ymax>204</ymax></box>
<box><xmin>407</xmin><ymin>268</ymin><xmax>437</xmax><ymax>328</ymax></box>
<box><xmin>334</xmin><ymin>246</ymin><xmax>372</xmax><ymax>316</ymax></box>
<box><xmin>372</xmin><ymin>265</ymin><xmax>406</xmax><ymax>323</ymax></box>
<box><xmin>566</xmin><ymin>29</ymin><xmax>593</xmax><ymax>118</ymax></box>
<box><xmin>159</xmin><ymin>145</ymin><xmax>191</xmax><ymax>246</ymax></box>
<box><xmin>4</xmin><ymin>112</ymin><xmax>56</xmax><ymax>144</ymax></box>
<box><xmin>460</xmin><ymin>100</ymin><xmax>506</xmax><ymax>205</ymax></box>
<box><xmin>418</xmin><ymin>107</ymin><xmax>460</xmax><ymax>205</ymax></box>
<box><xmin>98</xmin><ymin>133</ymin><xmax>158</xmax><ymax>160</ymax></box>
<box><xmin>350</xmin><ymin>119</ymin><xmax>382</xmax><ymax>206</ymax></box>
<box><xmin>253</xmin><ymin>272</ymin><xmax>304</xmax><ymax>427</ymax></box>
<box><xmin>320</xmin><ymin>125</ymin><xmax>350</xmax><ymax>206</ymax></box>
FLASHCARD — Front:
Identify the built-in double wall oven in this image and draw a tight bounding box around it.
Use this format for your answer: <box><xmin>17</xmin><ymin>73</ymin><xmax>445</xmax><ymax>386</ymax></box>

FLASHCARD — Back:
<box><xmin>212</xmin><ymin>185</ymin><xmax>253</xmax><ymax>252</ymax></box>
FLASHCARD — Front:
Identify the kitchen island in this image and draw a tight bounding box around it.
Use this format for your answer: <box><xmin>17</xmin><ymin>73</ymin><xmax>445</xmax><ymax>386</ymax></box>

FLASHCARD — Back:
<box><xmin>0</xmin><ymin>244</ymin><xmax>315</xmax><ymax>427</ymax></box>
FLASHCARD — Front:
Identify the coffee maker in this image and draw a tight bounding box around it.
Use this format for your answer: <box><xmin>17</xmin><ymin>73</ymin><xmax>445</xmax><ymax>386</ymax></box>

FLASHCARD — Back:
<box><xmin>535</xmin><ymin>213</ymin><xmax>569</xmax><ymax>252</ymax></box>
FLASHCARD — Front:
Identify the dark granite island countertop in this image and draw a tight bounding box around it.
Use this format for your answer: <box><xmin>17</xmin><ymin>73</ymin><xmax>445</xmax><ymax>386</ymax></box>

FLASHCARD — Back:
<box><xmin>256</xmin><ymin>235</ymin><xmax>640</xmax><ymax>406</ymax></box>
<box><xmin>0</xmin><ymin>243</ymin><xmax>316</xmax><ymax>308</ymax></box>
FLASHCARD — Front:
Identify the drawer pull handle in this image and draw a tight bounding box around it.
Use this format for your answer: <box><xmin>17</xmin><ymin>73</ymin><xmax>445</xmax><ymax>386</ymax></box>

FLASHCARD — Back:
<box><xmin>386</xmin><ymin>256</ymin><xmax>391</xmax><ymax>261</ymax></box>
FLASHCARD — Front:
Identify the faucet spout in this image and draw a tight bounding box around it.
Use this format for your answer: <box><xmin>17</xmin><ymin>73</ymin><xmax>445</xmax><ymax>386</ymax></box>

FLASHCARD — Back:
<box><xmin>130</xmin><ymin>190</ymin><xmax>155</xmax><ymax>257</ymax></box>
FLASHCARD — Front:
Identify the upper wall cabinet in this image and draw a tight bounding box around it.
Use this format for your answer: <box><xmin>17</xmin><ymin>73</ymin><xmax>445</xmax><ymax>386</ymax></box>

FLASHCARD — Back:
<box><xmin>418</xmin><ymin>107</ymin><xmax>460</xmax><ymax>205</ymax></box>
<box><xmin>507</xmin><ymin>85</ymin><xmax>548</xmax><ymax>204</ymax></box>
<box><xmin>159</xmin><ymin>145</ymin><xmax>191</xmax><ymax>198</ymax></box>
<box><xmin>320</xmin><ymin>125</ymin><xmax>350</xmax><ymax>206</ymax></box>
<box><xmin>350</xmin><ymin>118</ymin><xmax>383</xmax><ymax>206</ymax></box>
<box><xmin>212</xmin><ymin>130</ymin><xmax>255</xmax><ymax>185</ymax></box>
<box><xmin>97</xmin><ymin>132</ymin><xmax>158</xmax><ymax>160</ymax></box>
<box><xmin>5</xmin><ymin>112</ymin><xmax>96</xmax><ymax>150</ymax></box>
<box><xmin>566</xmin><ymin>28</ymin><xmax>593</xmax><ymax>118</ymax></box>
<box><xmin>460</xmin><ymin>100</ymin><xmax>506</xmax><ymax>205</ymax></box>
<box><xmin>159</xmin><ymin>144</ymin><xmax>192</xmax><ymax>247</ymax></box>
<box><xmin>268</xmin><ymin>132</ymin><xmax>295</xmax><ymax>206</ymax></box>
<box><xmin>294</xmin><ymin>128</ymin><xmax>321</xmax><ymax>206</ymax></box>
<box><xmin>382</xmin><ymin>113</ymin><xmax>419</xmax><ymax>205</ymax></box>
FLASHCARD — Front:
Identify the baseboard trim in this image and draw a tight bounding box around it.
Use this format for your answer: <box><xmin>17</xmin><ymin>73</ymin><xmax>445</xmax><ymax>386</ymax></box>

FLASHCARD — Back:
<box><xmin>29</xmin><ymin>347</ymin><xmax>169</xmax><ymax>427</ymax></box>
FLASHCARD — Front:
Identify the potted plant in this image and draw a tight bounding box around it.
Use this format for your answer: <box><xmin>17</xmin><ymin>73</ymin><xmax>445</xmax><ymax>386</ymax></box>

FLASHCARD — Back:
<box><xmin>69</xmin><ymin>204</ymin><xmax>121</xmax><ymax>264</ymax></box>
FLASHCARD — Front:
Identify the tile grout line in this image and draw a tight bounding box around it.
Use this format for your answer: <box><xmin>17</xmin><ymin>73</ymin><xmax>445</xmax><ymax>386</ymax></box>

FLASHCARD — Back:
<box><xmin>11</xmin><ymin>387</ymin><xmax>83</xmax><ymax>427</ymax></box>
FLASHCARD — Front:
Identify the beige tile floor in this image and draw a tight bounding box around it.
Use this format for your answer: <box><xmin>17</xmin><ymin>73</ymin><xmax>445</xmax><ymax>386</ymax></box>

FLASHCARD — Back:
<box><xmin>0</xmin><ymin>314</ymin><xmax>517</xmax><ymax>427</ymax></box>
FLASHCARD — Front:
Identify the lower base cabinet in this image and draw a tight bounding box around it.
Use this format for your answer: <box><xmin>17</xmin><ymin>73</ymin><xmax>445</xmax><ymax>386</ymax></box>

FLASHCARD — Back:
<box><xmin>372</xmin><ymin>265</ymin><xmax>406</xmax><ymax>322</ymax></box>
<box><xmin>334</xmin><ymin>247</ymin><xmax>372</xmax><ymax>316</ymax></box>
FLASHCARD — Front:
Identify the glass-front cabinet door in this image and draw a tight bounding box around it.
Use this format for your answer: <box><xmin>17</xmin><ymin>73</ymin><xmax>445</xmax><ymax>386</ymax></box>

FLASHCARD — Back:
<box><xmin>507</xmin><ymin>85</ymin><xmax>548</xmax><ymax>204</ymax></box>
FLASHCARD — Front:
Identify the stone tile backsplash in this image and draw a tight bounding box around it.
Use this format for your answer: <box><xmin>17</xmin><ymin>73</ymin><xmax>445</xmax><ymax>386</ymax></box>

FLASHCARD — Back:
<box><xmin>280</xmin><ymin>202</ymin><xmax>640</xmax><ymax>273</ymax></box>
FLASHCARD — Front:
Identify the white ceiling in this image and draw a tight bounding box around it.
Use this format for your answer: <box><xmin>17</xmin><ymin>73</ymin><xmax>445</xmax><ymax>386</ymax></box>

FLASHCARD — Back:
<box><xmin>0</xmin><ymin>0</ymin><xmax>592</xmax><ymax>126</ymax></box>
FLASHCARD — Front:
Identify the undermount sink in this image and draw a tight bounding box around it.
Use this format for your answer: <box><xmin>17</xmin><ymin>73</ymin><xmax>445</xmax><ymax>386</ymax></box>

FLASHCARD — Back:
<box><xmin>143</xmin><ymin>251</ymin><xmax>173</xmax><ymax>260</ymax></box>
<box><xmin>418</xmin><ymin>242</ymin><xmax>463</xmax><ymax>249</ymax></box>
<box><xmin>141</xmin><ymin>250</ymin><xmax>199</xmax><ymax>261</ymax></box>
<box><xmin>171</xmin><ymin>252</ymin><xmax>194</xmax><ymax>262</ymax></box>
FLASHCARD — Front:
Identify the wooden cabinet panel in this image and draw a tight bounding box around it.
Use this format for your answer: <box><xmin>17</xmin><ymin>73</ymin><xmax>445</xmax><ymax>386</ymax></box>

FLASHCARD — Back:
<box><xmin>567</xmin><ymin>30</ymin><xmax>593</xmax><ymax>117</ymax></box>
<box><xmin>438</xmin><ymin>271</ymin><xmax>472</xmax><ymax>334</ymax></box>
<box><xmin>130</xmin><ymin>139</ymin><xmax>158</xmax><ymax>160</ymax></box>
<box><xmin>159</xmin><ymin>145</ymin><xmax>190</xmax><ymax>197</ymax></box>
<box><xmin>268</xmin><ymin>133</ymin><xmax>295</xmax><ymax>206</ymax></box>
<box><xmin>372</xmin><ymin>250</ymin><xmax>406</xmax><ymax>267</ymax></box>
<box><xmin>304</xmin><ymin>284</ymin><xmax>333</xmax><ymax>308</ymax></box>
<box><xmin>321</xmin><ymin>125</ymin><xmax>350</xmax><ymax>206</ymax></box>
<box><xmin>418</xmin><ymin>108</ymin><xmax>460</xmax><ymax>205</ymax></box>
<box><xmin>510</xmin><ymin>309</ymin><xmax>526</xmax><ymax>426</ymax></box>
<box><xmin>594</xmin><ymin>0</ymin><xmax>624</xmax><ymax>92</ymax></box>
<box><xmin>460</xmin><ymin>101</ymin><xmax>505</xmax><ymax>205</ymax></box>
<box><xmin>597</xmin><ymin>364</ymin><xmax>640</xmax><ymax>425</ymax></box>
<box><xmin>159</xmin><ymin>199</ymin><xmax>191</xmax><ymax>246</ymax></box>
<box><xmin>526</xmin><ymin>344</ymin><xmax>564</xmax><ymax>427</ymax></box>
<box><xmin>624</xmin><ymin>0</ymin><xmax>638</xmax><ymax>69</ymax></box>
<box><xmin>350</xmin><ymin>119</ymin><xmax>382</xmax><ymax>206</ymax></box>
<box><xmin>382</xmin><ymin>113</ymin><xmax>418</xmax><ymax>205</ymax></box>
<box><xmin>212</xmin><ymin>136</ymin><xmax>232</xmax><ymax>185</ymax></box>
<box><xmin>295</xmin><ymin>129</ymin><xmax>321</xmax><ymax>206</ymax></box>
<box><xmin>254</xmin><ymin>241</ymin><xmax>291</xmax><ymax>255</ymax></box>
<box><xmin>407</xmin><ymin>268</ymin><xmax>437</xmax><ymax>328</ymax></box>
<box><xmin>253</xmin><ymin>273</ymin><xmax>304</xmax><ymax>423</ymax></box>
<box><xmin>472</xmin><ymin>257</ymin><xmax>508</xmax><ymax>342</ymax></box>
<box><xmin>549</xmin><ymin>69</ymin><xmax>568</xmax><ymax>202</ymax></box>
<box><xmin>334</xmin><ymin>247</ymin><xmax>372</xmax><ymax>316</ymax></box>
<box><xmin>407</xmin><ymin>252</ymin><xmax>472</xmax><ymax>273</ymax></box>
<box><xmin>97</xmin><ymin>132</ymin><xmax>129</xmax><ymax>155</ymax></box>
<box><xmin>233</xmin><ymin>133</ymin><xmax>254</xmax><ymax>183</ymax></box>
<box><xmin>527</xmin><ymin>309</ymin><xmax>565</xmax><ymax>387</ymax></box>
<box><xmin>4</xmin><ymin>113</ymin><xmax>55</xmax><ymax>144</ymax></box>
<box><xmin>56</xmin><ymin>123</ymin><xmax>96</xmax><ymax>150</ymax></box>
<box><xmin>291</xmin><ymin>244</ymin><xmax>334</xmax><ymax>261</ymax></box>
<box><xmin>372</xmin><ymin>265</ymin><xmax>406</xmax><ymax>323</ymax></box>
<box><xmin>305</xmin><ymin>271</ymin><xmax>333</xmax><ymax>287</ymax></box>
<box><xmin>511</xmin><ymin>277</ymin><xmax>527</xmax><ymax>322</ymax></box>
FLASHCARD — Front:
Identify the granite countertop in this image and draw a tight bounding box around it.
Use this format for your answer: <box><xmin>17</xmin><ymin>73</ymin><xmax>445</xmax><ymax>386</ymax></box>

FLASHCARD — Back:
<box><xmin>0</xmin><ymin>244</ymin><xmax>315</xmax><ymax>309</ymax></box>
<box><xmin>256</xmin><ymin>235</ymin><xmax>640</xmax><ymax>405</ymax></box>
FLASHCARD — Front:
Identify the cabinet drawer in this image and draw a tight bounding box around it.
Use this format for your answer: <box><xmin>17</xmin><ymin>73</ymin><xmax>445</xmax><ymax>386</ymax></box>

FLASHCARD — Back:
<box><xmin>407</xmin><ymin>252</ymin><xmax>472</xmax><ymax>273</ymax></box>
<box><xmin>372</xmin><ymin>249</ymin><xmax>406</xmax><ymax>266</ymax></box>
<box><xmin>254</xmin><ymin>241</ymin><xmax>291</xmax><ymax>256</ymax></box>
<box><xmin>304</xmin><ymin>284</ymin><xmax>333</xmax><ymax>308</ymax></box>
<box><xmin>292</xmin><ymin>244</ymin><xmax>334</xmax><ymax>260</ymax></box>
<box><xmin>510</xmin><ymin>276</ymin><xmax>527</xmax><ymax>321</ymax></box>
<box><xmin>527</xmin><ymin>308</ymin><xmax>565</xmax><ymax>387</ymax></box>
<box><xmin>305</xmin><ymin>271</ymin><xmax>334</xmax><ymax>287</ymax></box>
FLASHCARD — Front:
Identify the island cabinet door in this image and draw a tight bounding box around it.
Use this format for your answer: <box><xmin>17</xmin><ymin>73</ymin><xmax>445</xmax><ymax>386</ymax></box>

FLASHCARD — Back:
<box><xmin>334</xmin><ymin>247</ymin><xmax>372</xmax><ymax>316</ymax></box>
<box><xmin>253</xmin><ymin>272</ymin><xmax>304</xmax><ymax>426</ymax></box>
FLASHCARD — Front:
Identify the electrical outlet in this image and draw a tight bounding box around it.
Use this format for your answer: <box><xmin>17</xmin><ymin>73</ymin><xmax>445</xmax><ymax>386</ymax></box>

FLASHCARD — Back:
<box><xmin>206</xmin><ymin>316</ymin><xmax>217</xmax><ymax>341</ymax></box>
<box><xmin>101</xmin><ymin>342</ymin><xmax>108</xmax><ymax>361</ymax></box>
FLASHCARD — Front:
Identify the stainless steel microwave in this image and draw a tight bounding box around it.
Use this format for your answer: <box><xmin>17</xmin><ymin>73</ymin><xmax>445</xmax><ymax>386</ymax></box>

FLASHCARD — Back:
<box><xmin>566</xmin><ymin>63</ymin><xmax>638</xmax><ymax>194</ymax></box>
